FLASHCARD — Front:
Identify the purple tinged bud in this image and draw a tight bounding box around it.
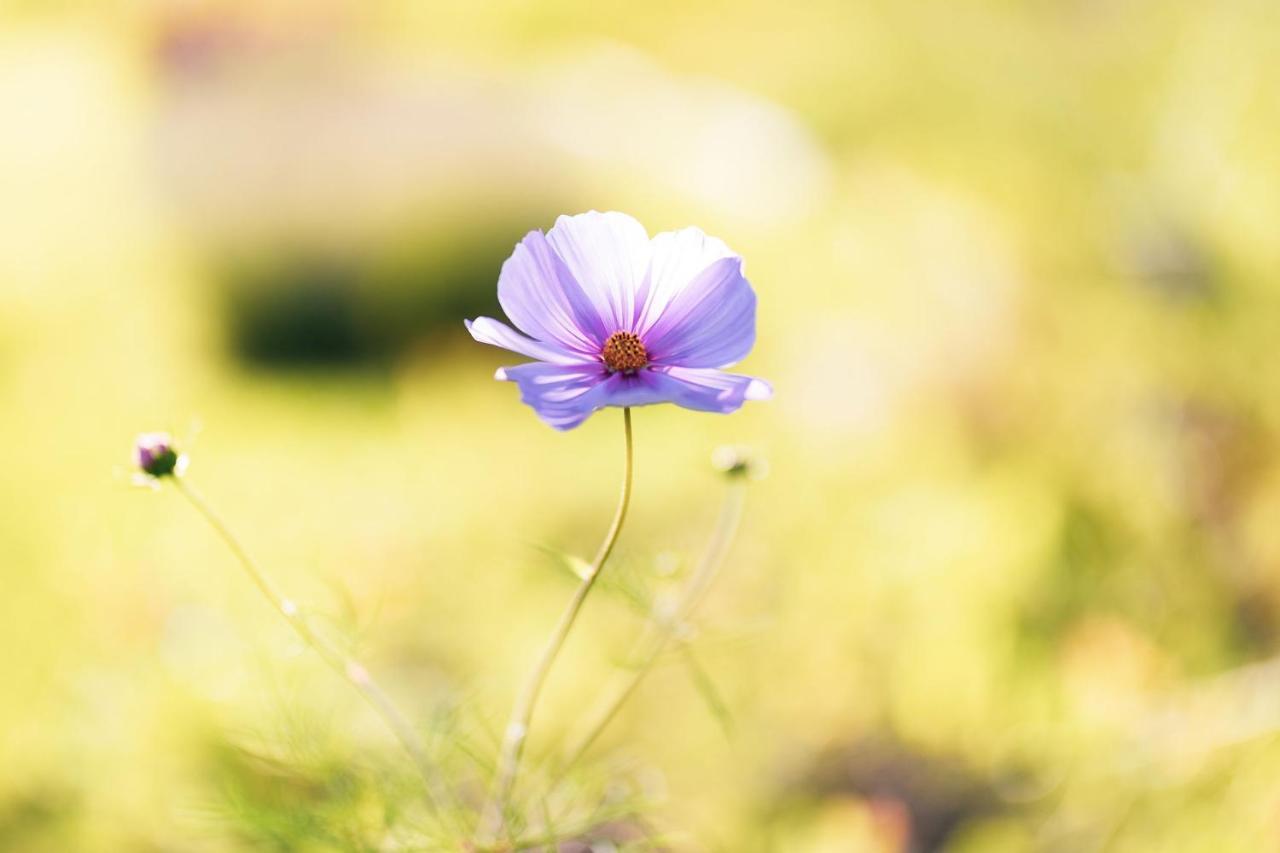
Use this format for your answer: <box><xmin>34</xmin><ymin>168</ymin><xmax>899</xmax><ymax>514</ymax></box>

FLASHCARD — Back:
<box><xmin>135</xmin><ymin>432</ymin><xmax>181</xmax><ymax>478</ymax></box>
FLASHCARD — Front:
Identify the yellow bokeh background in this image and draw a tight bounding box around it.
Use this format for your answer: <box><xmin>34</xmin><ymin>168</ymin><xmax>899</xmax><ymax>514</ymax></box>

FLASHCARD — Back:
<box><xmin>2</xmin><ymin>1</ymin><xmax>1279</xmax><ymax>850</ymax></box>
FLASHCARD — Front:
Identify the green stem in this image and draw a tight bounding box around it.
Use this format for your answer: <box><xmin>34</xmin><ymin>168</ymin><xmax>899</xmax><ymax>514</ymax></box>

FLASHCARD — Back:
<box><xmin>171</xmin><ymin>478</ymin><xmax>448</xmax><ymax>816</ymax></box>
<box><xmin>556</xmin><ymin>479</ymin><xmax>746</xmax><ymax>777</ymax></box>
<box><xmin>478</xmin><ymin>407</ymin><xmax>635</xmax><ymax>843</ymax></box>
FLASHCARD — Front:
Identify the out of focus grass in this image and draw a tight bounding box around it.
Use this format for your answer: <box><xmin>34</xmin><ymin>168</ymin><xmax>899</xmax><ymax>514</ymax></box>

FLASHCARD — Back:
<box><xmin>2</xmin><ymin>1</ymin><xmax>1280</xmax><ymax>850</ymax></box>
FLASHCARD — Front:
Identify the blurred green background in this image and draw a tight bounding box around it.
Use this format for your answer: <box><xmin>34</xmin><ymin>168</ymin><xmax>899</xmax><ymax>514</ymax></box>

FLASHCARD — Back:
<box><xmin>2</xmin><ymin>0</ymin><xmax>1280</xmax><ymax>850</ymax></box>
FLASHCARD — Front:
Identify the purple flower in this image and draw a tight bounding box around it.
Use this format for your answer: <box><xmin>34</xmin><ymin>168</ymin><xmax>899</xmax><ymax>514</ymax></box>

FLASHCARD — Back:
<box><xmin>466</xmin><ymin>211</ymin><xmax>772</xmax><ymax>430</ymax></box>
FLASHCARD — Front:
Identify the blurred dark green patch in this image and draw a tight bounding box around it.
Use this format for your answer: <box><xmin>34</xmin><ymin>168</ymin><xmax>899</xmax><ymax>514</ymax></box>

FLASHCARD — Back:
<box><xmin>217</xmin><ymin>220</ymin><xmax>534</xmax><ymax>369</ymax></box>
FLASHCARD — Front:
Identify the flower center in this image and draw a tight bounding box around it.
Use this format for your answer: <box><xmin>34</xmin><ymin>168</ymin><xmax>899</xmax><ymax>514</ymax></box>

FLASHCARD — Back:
<box><xmin>601</xmin><ymin>330</ymin><xmax>648</xmax><ymax>373</ymax></box>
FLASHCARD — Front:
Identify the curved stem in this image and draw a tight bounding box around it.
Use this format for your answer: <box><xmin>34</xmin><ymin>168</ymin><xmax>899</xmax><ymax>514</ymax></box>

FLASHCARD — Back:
<box><xmin>556</xmin><ymin>479</ymin><xmax>746</xmax><ymax>777</ymax></box>
<box><xmin>478</xmin><ymin>407</ymin><xmax>635</xmax><ymax>842</ymax></box>
<box><xmin>171</xmin><ymin>478</ymin><xmax>448</xmax><ymax>816</ymax></box>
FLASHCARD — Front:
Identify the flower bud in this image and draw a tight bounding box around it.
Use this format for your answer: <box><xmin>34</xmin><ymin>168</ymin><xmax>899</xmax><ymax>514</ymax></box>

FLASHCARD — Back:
<box><xmin>711</xmin><ymin>445</ymin><xmax>767</xmax><ymax>480</ymax></box>
<box><xmin>135</xmin><ymin>432</ymin><xmax>182</xmax><ymax>478</ymax></box>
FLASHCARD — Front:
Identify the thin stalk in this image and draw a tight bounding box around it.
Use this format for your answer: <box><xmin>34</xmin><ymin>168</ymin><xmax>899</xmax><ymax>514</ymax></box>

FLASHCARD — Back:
<box><xmin>556</xmin><ymin>479</ymin><xmax>746</xmax><ymax>777</ymax></box>
<box><xmin>171</xmin><ymin>478</ymin><xmax>448</xmax><ymax>816</ymax></box>
<box><xmin>478</xmin><ymin>407</ymin><xmax>635</xmax><ymax>843</ymax></box>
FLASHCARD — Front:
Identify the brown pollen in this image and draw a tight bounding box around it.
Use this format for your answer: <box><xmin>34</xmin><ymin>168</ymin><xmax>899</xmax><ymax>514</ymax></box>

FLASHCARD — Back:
<box><xmin>601</xmin><ymin>330</ymin><xmax>649</xmax><ymax>373</ymax></box>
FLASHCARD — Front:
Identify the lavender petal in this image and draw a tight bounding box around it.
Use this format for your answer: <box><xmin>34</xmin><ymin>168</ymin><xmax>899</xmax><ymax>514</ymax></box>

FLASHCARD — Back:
<box><xmin>642</xmin><ymin>257</ymin><xmax>757</xmax><ymax>369</ymax></box>
<box><xmin>634</xmin><ymin>226</ymin><xmax>737</xmax><ymax>333</ymax></box>
<box><xmin>496</xmin><ymin>361</ymin><xmax>613</xmax><ymax>431</ymax></box>
<box><xmin>466</xmin><ymin>317</ymin><xmax>593</xmax><ymax>364</ymax></box>
<box><xmin>642</xmin><ymin>367</ymin><xmax>772</xmax><ymax>413</ymax></box>
<box><xmin>546</xmin><ymin>211</ymin><xmax>650</xmax><ymax>333</ymax></box>
<box><xmin>498</xmin><ymin>229</ymin><xmax>610</xmax><ymax>353</ymax></box>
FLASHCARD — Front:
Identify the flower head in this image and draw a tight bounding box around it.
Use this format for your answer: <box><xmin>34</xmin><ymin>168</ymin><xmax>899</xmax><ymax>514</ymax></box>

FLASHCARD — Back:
<box><xmin>134</xmin><ymin>432</ymin><xmax>184</xmax><ymax>479</ymax></box>
<box><xmin>466</xmin><ymin>211</ymin><xmax>772</xmax><ymax>429</ymax></box>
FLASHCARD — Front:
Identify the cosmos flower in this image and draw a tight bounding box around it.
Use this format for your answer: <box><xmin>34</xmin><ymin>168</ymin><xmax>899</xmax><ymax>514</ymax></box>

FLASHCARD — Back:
<box><xmin>466</xmin><ymin>211</ymin><xmax>772</xmax><ymax>430</ymax></box>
